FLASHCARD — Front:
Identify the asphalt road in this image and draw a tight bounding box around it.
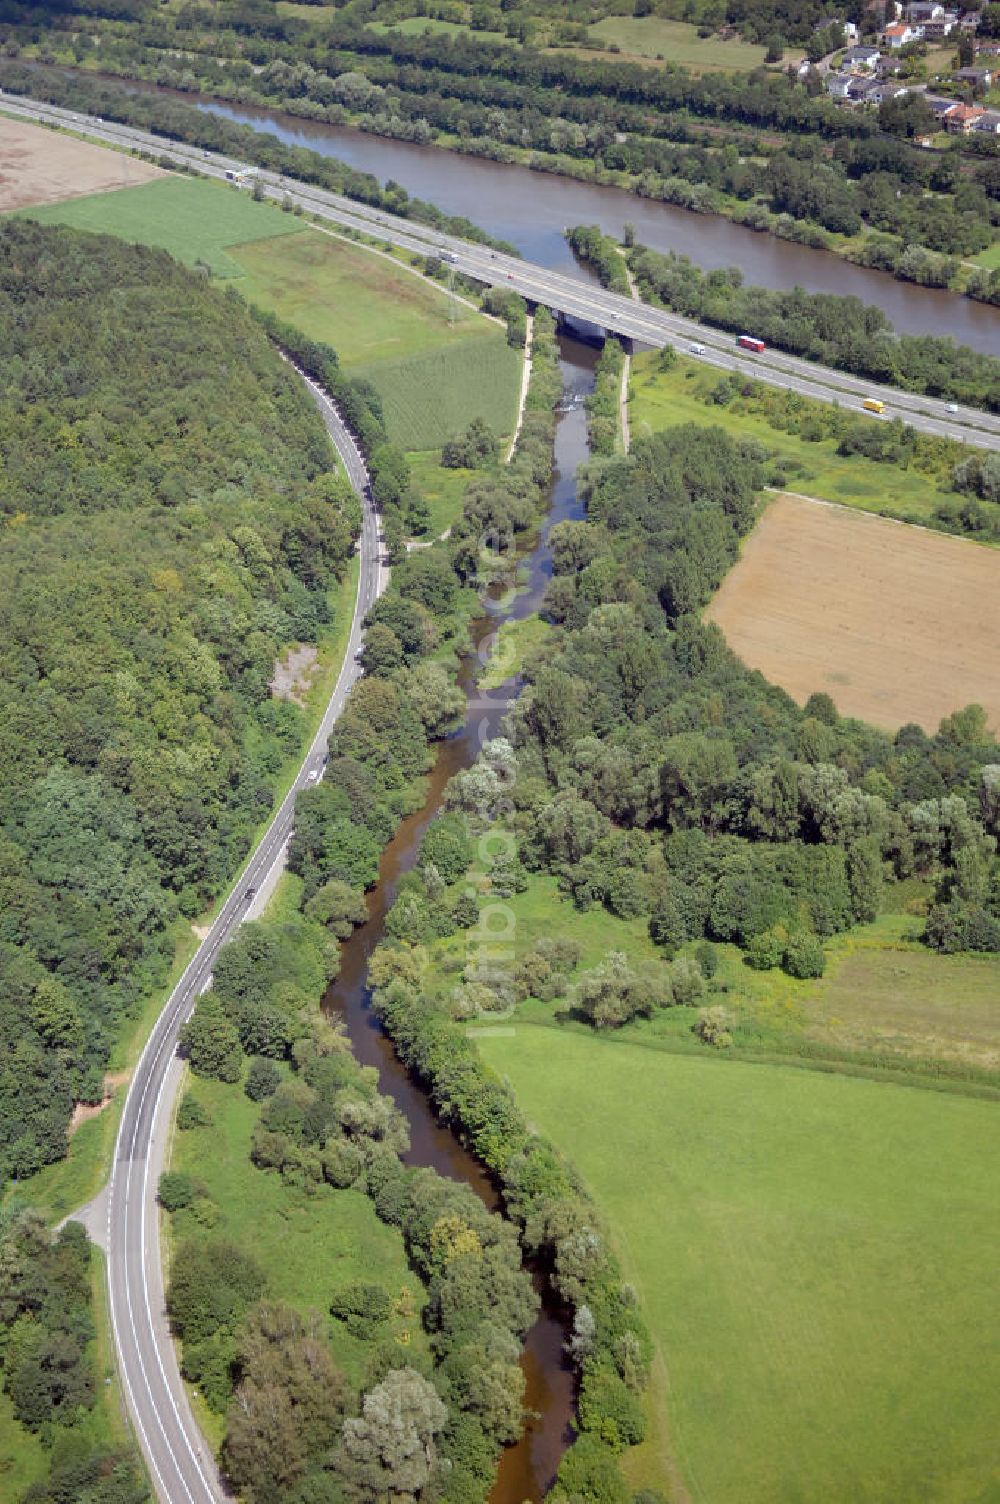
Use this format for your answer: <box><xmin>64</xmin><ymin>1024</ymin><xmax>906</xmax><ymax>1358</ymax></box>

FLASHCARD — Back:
<box><xmin>3</xmin><ymin>92</ymin><xmax>999</xmax><ymax>452</ymax></box>
<box><xmin>105</xmin><ymin>375</ymin><xmax>384</xmax><ymax>1504</ymax></box>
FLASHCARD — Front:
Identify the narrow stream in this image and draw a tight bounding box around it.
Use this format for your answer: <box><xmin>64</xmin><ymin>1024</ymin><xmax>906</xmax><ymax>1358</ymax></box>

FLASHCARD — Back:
<box><xmin>322</xmin><ymin>334</ymin><xmax>598</xmax><ymax>1502</ymax></box>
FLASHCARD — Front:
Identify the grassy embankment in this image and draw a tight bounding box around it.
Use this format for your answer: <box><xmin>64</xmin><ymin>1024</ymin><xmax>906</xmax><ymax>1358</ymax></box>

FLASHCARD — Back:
<box><xmin>628</xmin><ymin>349</ymin><xmax>966</xmax><ymax>528</ymax></box>
<box><xmin>474</xmin><ymin>1024</ymin><xmax>1000</xmax><ymax>1504</ymax></box>
<box><xmin>20</xmin><ymin>175</ymin><xmax>522</xmax><ymax>524</ymax></box>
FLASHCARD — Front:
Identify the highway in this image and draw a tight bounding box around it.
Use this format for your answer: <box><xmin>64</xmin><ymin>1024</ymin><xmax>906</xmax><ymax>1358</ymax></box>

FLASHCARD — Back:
<box><xmin>3</xmin><ymin>91</ymin><xmax>999</xmax><ymax>452</ymax></box>
<box><xmin>105</xmin><ymin>374</ymin><xmax>385</xmax><ymax>1504</ymax></box>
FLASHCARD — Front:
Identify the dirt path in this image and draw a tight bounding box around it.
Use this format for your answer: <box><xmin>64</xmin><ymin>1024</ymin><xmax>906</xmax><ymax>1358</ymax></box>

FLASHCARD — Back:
<box><xmin>618</xmin><ymin>249</ymin><xmax>641</xmax><ymax>454</ymax></box>
<box><xmin>505</xmin><ymin>313</ymin><xmax>534</xmax><ymax>462</ymax></box>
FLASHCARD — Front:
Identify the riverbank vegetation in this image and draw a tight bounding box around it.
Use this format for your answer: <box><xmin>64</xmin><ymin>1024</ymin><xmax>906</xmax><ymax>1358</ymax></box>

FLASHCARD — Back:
<box><xmin>165</xmin><ymin>312</ymin><xmax>572</xmax><ymax>1503</ymax></box>
<box><xmin>185</xmin><ymin>320</ymin><xmax>1000</xmax><ymax>1498</ymax></box>
<box><xmin>569</xmin><ymin>224</ymin><xmax>1000</xmax><ymax>414</ymax></box>
<box><xmin>3</xmin><ymin>3</ymin><xmax>997</xmax><ymax>297</ymax></box>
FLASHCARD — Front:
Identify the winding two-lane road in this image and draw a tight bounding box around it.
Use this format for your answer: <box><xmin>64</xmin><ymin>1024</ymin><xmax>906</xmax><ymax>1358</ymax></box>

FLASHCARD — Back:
<box><xmin>106</xmin><ymin>377</ymin><xmax>384</xmax><ymax>1504</ymax></box>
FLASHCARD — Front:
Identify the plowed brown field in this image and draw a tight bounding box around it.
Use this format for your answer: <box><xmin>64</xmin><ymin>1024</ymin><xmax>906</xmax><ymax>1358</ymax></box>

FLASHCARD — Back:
<box><xmin>0</xmin><ymin>116</ymin><xmax>162</xmax><ymax>210</ymax></box>
<box><xmin>707</xmin><ymin>493</ymin><xmax>1000</xmax><ymax>733</ymax></box>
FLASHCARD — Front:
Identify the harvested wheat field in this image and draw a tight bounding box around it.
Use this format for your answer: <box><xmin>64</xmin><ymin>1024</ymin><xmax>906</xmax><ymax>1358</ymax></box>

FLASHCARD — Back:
<box><xmin>707</xmin><ymin>493</ymin><xmax>1000</xmax><ymax>733</ymax></box>
<box><xmin>0</xmin><ymin>116</ymin><xmax>162</xmax><ymax>211</ymax></box>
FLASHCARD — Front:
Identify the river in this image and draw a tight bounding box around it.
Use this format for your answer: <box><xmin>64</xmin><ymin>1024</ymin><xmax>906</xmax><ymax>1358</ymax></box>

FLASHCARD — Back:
<box><xmin>109</xmin><ymin>76</ymin><xmax>999</xmax><ymax>355</ymax></box>
<box><xmin>322</xmin><ymin>335</ymin><xmax>598</xmax><ymax>1502</ymax></box>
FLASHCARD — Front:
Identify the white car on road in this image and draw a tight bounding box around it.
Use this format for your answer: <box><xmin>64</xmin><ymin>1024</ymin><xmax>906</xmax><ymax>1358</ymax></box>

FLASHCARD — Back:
<box><xmin>689</xmin><ymin>342</ymin><xmax>706</xmax><ymax>355</ymax></box>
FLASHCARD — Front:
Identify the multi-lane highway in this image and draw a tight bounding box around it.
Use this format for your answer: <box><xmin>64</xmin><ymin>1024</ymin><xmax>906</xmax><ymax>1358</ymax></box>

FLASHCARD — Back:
<box><xmin>3</xmin><ymin>91</ymin><xmax>999</xmax><ymax>451</ymax></box>
<box><xmin>105</xmin><ymin>376</ymin><xmax>384</xmax><ymax>1504</ymax></box>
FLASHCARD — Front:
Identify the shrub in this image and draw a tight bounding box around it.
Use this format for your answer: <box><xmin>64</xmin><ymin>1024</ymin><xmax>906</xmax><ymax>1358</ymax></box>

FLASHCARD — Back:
<box><xmin>696</xmin><ymin>1005</ymin><xmax>733</xmax><ymax>1049</ymax></box>
<box><xmin>177</xmin><ymin>1096</ymin><xmax>210</xmax><ymax>1130</ymax></box>
<box><xmin>330</xmin><ymin>1281</ymin><xmax>394</xmax><ymax>1338</ymax></box>
<box><xmin>577</xmin><ymin>1364</ymin><xmax>647</xmax><ymax>1450</ymax></box>
<box><xmin>695</xmin><ymin>940</ymin><xmax>719</xmax><ymax>979</ymax></box>
<box><xmin>782</xmin><ymin>931</ymin><xmax>826</xmax><ymax>978</ymax></box>
<box><xmin>158</xmin><ymin>1172</ymin><xmax>196</xmax><ymax>1212</ymax></box>
<box><xmin>245</xmin><ymin>1056</ymin><xmax>282</xmax><ymax>1102</ymax></box>
<box><xmin>745</xmin><ymin>926</ymin><xmax>786</xmax><ymax>971</ymax></box>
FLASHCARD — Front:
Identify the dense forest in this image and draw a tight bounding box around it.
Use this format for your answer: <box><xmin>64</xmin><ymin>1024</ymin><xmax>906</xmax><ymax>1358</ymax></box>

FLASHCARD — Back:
<box><xmin>0</xmin><ymin>1207</ymin><xmax>150</xmax><ymax>1503</ymax></box>
<box><xmin>2</xmin><ymin>0</ymin><xmax>998</xmax><ymax>287</ymax></box>
<box><xmin>0</xmin><ymin>221</ymin><xmax>360</xmax><ymax>1182</ymax></box>
<box><xmin>568</xmin><ymin>225</ymin><xmax>1000</xmax><ymax>413</ymax></box>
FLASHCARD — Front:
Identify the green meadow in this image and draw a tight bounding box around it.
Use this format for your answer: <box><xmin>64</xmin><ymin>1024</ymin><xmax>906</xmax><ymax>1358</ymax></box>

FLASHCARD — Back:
<box><xmin>231</xmin><ymin>228</ymin><xmax>521</xmax><ymax>448</ymax></box>
<box><xmin>586</xmin><ymin>16</ymin><xmax>772</xmax><ymax>70</ymax></box>
<box><xmin>17</xmin><ymin>175</ymin><xmax>300</xmax><ymax>275</ymax></box>
<box><xmin>353</xmin><ymin>338</ymin><xmax>521</xmax><ymax>450</ymax></box>
<box><xmin>629</xmin><ymin>350</ymin><xmax>961</xmax><ymax>526</ymax></box>
<box><xmin>475</xmin><ymin>1025</ymin><xmax>1000</xmax><ymax>1504</ymax></box>
<box><xmin>405</xmin><ymin>450</ymin><xmax>476</xmax><ymax>537</ymax></box>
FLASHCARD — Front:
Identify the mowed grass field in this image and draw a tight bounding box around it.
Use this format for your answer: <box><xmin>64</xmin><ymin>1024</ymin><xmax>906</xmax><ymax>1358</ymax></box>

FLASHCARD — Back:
<box><xmin>806</xmin><ymin>912</ymin><xmax>1000</xmax><ymax>1073</ymax></box>
<box><xmin>475</xmin><ymin>1027</ymin><xmax>1000</xmax><ymax>1504</ymax></box>
<box><xmin>353</xmin><ymin>339</ymin><xmax>521</xmax><ymax>450</ymax></box>
<box><xmin>231</xmin><ymin>229</ymin><xmax>522</xmax><ymax>448</ymax></box>
<box><xmin>629</xmin><ymin>352</ymin><xmax>958</xmax><ymax>525</ymax></box>
<box><xmin>16</xmin><ymin>174</ymin><xmax>300</xmax><ymax>275</ymax></box>
<box><xmin>585</xmin><ymin>16</ymin><xmax>772</xmax><ymax>70</ymax></box>
<box><xmin>706</xmin><ymin>492</ymin><xmax>1000</xmax><ymax>733</ymax></box>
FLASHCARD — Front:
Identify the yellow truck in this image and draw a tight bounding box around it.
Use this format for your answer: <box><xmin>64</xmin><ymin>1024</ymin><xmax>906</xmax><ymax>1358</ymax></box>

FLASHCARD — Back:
<box><xmin>863</xmin><ymin>398</ymin><xmax>885</xmax><ymax>414</ymax></box>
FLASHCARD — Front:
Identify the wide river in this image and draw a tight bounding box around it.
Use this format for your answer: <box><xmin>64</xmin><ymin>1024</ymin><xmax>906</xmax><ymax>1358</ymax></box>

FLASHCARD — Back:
<box><xmin>174</xmin><ymin>91</ymin><xmax>1000</xmax><ymax>355</ymax></box>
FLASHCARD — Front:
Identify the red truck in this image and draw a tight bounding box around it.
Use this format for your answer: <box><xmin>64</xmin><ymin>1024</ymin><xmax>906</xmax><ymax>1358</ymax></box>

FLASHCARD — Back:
<box><xmin>737</xmin><ymin>334</ymin><xmax>766</xmax><ymax>353</ymax></box>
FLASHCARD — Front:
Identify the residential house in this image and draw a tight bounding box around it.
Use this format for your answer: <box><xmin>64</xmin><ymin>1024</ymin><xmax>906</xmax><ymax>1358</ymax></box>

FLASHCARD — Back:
<box><xmin>905</xmin><ymin>1</ymin><xmax>944</xmax><ymax>20</ymax></box>
<box><xmin>882</xmin><ymin>21</ymin><xmax>925</xmax><ymax>45</ymax></box>
<box><xmin>944</xmin><ymin>101</ymin><xmax>987</xmax><ymax>128</ymax></box>
<box><xmin>815</xmin><ymin>16</ymin><xmax>860</xmax><ymax>40</ymax></box>
<box><xmin>954</xmin><ymin>65</ymin><xmax>994</xmax><ymax>87</ymax></box>
<box><xmin>826</xmin><ymin>72</ymin><xmax>856</xmax><ymax>97</ymax></box>
<box><xmin>921</xmin><ymin>10</ymin><xmax>960</xmax><ymax>37</ymax></box>
<box><xmin>843</xmin><ymin>44</ymin><xmax>882</xmax><ymax>67</ymax></box>
<box><xmin>925</xmin><ymin>93</ymin><xmax>962</xmax><ymax>118</ymax></box>
<box><xmin>905</xmin><ymin>0</ymin><xmax>961</xmax><ymax>31</ymax></box>
<box><xmin>972</xmin><ymin>109</ymin><xmax>1000</xmax><ymax>132</ymax></box>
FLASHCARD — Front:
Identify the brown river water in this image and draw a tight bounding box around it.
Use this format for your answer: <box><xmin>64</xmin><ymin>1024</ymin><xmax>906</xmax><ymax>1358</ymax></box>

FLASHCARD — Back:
<box><xmin>322</xmin><ymin>337</ymin><xmax>599</xmax><ymax>1501</ymax></box>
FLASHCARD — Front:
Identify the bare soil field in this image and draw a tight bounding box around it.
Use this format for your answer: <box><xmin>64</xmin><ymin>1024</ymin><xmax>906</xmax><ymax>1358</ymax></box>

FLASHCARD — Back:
<box><xmin>707</xmin><ymin>493</ymin><xmax>1000</xmax><ymax>733</ymax></box>
<box><xmin>0</xmin><ymin>116</ymin><xmax>162</xmax><ymax>211</ymax></box>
